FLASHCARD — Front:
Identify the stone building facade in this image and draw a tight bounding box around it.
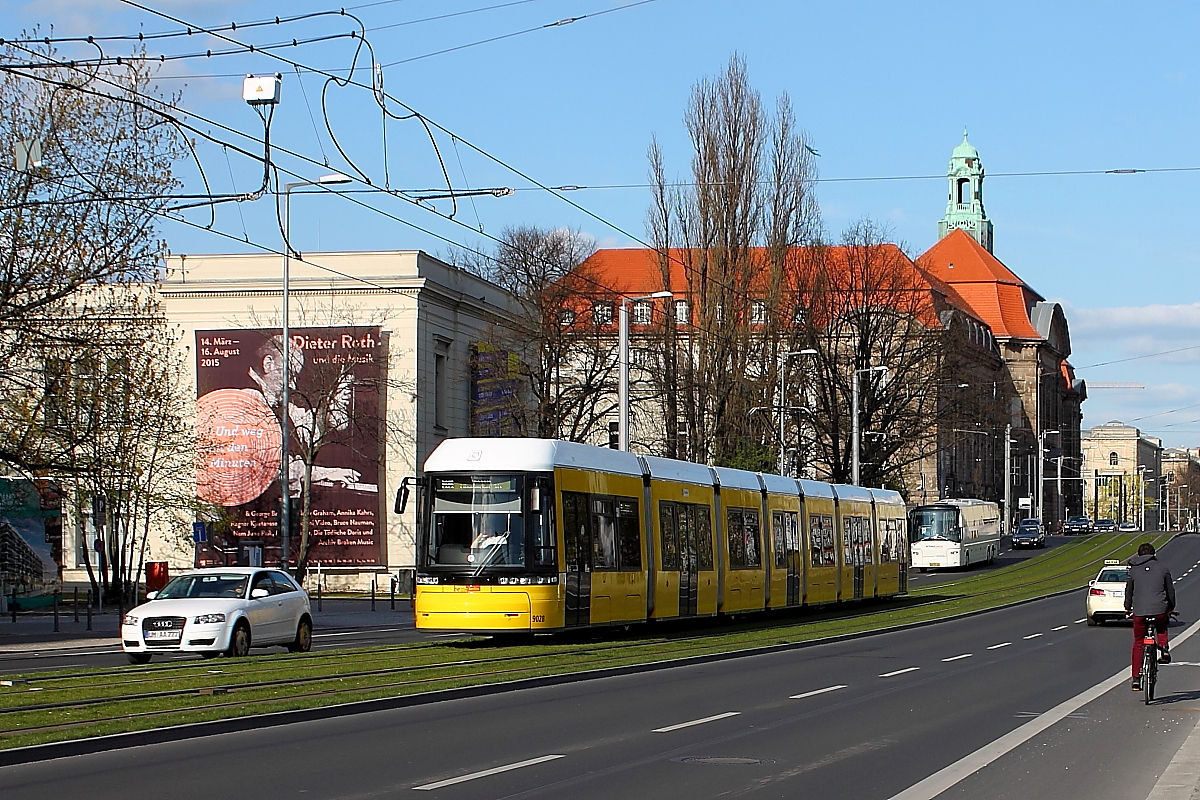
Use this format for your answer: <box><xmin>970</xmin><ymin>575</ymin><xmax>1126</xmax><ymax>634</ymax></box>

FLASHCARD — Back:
<box><xmin>1081</xmin><ymin>421</ymin><xmax>1162</xmax><ymax>530</ymax></box>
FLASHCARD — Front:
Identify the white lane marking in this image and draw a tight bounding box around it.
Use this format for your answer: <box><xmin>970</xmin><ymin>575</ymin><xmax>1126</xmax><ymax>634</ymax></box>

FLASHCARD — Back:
<box><xmin>1051</xmin><ymin>625</ymin><xmax>1068</xmax><ymax>631</ymax></box>
<box><xmin>987</xmin><ymin>642</ymin><xmax>1012</xmax><ymax>650</ymax></box>
<box><xmin>942</xmin><ymin>654</ymin><xmax>972</xmax><ymax>662</ymax></box>
<box><xmin>885</xmin><ymin>616</ymin><xmax>1200</xmax><ymax>800</ymax></box>
<box><xmin>1075</xmin><ymin>619</ymin><xmax>1087</xmax><ymax>623</ymax></box>
<box><xmin>313</xmin><ymin>628</ymin><xmax>406</xmax><ymax>638</ymax></box>
<box><xmin>413</xmin><ymin>755</ymin><xmax>564</xmax><ymax>791</ymax></box>
<box><xmin>1023</xmin><ymin>633</ymin><xmax>1043</xmax><ymax>640</ymax></box>
<box><xmin>790</xmin><ymin>684</ymin><xmax>847</xmax><ymax>700</ymax></box>
<box><xmin>653</xmin><ymin>711</ymin><xmax>741</xmax><ymax>733</ymax></box>
<box><xmin>880</xmin><ymin>667</ymin><xmax>920</xmax><ymax>678</ymax></box>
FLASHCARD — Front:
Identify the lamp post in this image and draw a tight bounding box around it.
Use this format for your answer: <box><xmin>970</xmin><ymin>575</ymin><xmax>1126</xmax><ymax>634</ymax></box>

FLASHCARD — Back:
<box><xmin>1176</xmin><ymin>485</ymin><xmax>1189</xmax><ymax>531</ymax></box>
<box><xmin>852</xmin><ymin>366</ymin><xmax>888</xmax><ymax>486</ymax></box>
<box><xmin>1137</xmin><ymin>466</ymin><xmax>1152</xmax><ymax>531</ymax></box>
<box><xmin>776</xmin><ymin>349</ymin><xmax>818</xmax><ymax>476</ymax></box>
<box><xmin>280</xmin><ymin>173</ymin><xmax>351</xmax><ymax>568</ymax></box>
<box><xmin>618</xmin><ymin>291</ymin><xmax>672</xmax><ymax>451</ymax></box>
<box><xmin>1036</xmin><ymin>429</ymin><xmax>1059</xmax><ymax>526</ymax></box>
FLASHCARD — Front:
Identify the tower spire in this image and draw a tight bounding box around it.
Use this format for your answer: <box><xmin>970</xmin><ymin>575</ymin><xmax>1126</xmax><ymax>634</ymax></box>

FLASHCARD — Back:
<box><xmin>938</xmin><ymin>131</ymin><xmax>993</xmax><ymax>252</ymax></box>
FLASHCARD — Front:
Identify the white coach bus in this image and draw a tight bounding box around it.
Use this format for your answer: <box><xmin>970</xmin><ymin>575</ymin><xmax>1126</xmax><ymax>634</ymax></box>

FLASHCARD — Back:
<box><xmin>908</xmin><ymin>499</ymin><xmax>1002</xmax><ymax>570</ymax></box>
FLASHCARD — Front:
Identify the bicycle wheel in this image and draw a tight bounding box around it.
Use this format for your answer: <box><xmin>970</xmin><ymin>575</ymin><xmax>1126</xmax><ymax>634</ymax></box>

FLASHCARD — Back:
<box><xmin>1143</xmin><ymin>646</ymin><xmax>1156</xmax><ymax>705</ymax></box>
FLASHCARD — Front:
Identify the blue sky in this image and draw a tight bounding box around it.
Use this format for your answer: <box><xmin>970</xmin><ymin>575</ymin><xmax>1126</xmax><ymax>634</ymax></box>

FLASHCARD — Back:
<box><xmin>8</xmin><ymin>0</ymin><xmax>1199</xmax><ymax>446</ymax></box>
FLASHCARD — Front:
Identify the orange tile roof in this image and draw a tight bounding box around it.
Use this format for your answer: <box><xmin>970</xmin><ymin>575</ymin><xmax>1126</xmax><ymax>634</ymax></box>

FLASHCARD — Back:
<box><xmin>916</xmin><ymin>229</ymin><xmax>1044</xmax><ymax>340</ymax></box>
<box><xmin>579</xmin><ymin>244</ymin><xmax>988</xmax><ymax>331</ymax></box>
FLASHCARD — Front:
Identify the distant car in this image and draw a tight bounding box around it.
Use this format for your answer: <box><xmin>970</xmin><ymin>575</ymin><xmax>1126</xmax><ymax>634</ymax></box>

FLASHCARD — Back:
<box><xmin>1012</xmin><ymin>518</ymin><xmax>1046</xmax><ymax>549</ymax></box>
<box><xmin>1063</xmin><ymin>516</ymin><xmax>1093</xmax><ymax>535</ymax></box>
<box><xmin>1118</xmin><ymin>521</ymin><xmax>1139</xmax><ymax>532</ymax></box>
<box><xmin>1093</xmin><ymin>519</ymin><xmax>1118</xmax><ymax>533</ymax></box>
<box><xmin>121</xmin><ymin>568</ymin><xmax>313</xmax><ymax>664</ymax></box>
<box><xmin>1086</xmin><ymin>560</ymin><xmax>1129</xmax><ymax>625</ymax></box>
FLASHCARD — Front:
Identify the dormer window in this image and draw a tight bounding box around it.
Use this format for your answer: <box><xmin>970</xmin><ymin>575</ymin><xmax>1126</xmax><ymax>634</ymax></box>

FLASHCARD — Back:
<box><xmin>1109</xmin><ymin>452</ymin><xmax>1119</xmax><ymax>467</ymax></box>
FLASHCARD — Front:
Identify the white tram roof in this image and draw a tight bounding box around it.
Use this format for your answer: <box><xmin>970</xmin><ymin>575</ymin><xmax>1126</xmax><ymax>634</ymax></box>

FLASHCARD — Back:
<box><xmin>869</xmin><ymin>488</ymin><xmax>906</xmax><ymax>509</ymax></box>
<box><xmin>797</xmin><ymin>479</ymin><xmax>835</xmax><ymax>499</ymax></box>
<box><xmin>761</xmin><ymin>473</ymin><xmax>800</xmax><ymax>496</ymax></box>
<box><xmin>833</xmin><ymin>484</ymin><xmax>875</xmax><ymax>503</ymax></box>
<box><xmin>712</xmin><ymin>466</ymin><xmax>762</xmax><ymax>493</ymax></box>
<box><xmin>423</xmin><ymin>438</ymin><xmax>643</xmax><ymax>478</ymax></box>
<box><xmin>924</xmin><ymin>498</ymin><xmax>996</xmax><ymax>508</ymax></box>
<box><xmin>642</xmin><ymin>455</ymin><xmax>714</xmax><ymax>487</ymax></box>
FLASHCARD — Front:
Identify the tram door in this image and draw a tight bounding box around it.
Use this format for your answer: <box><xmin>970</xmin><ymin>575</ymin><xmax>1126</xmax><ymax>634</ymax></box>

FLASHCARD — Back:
<box><xmin>846</xmin><ymin>516</ymin><xmax>865</xmax><ymax>600</ymax></box>
<box><xmin>562</xmin><ymin>492</ymin><xmax>592</xmax><ymax>626</ymax></box>
<box><xmin>777</xmin><ymin>511</ymin><xmax>801</xmax><ymax>606</ymax></box>
<box><xmin>677</xmin><ymin>504</ymin><xmax>699</xmax><ymax>617</ymax></box>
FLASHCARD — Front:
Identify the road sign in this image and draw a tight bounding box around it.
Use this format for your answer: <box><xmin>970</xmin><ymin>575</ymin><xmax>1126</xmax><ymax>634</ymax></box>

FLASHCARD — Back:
<box><xmin>192</xmin><ymin>521</ymin><xmax>208</xmax><ymax>544</ymax></box>
<box><xmin>1018</xmin><ymin>497</ymin><xmax>1032</xmax><ymax>509</ymax></box>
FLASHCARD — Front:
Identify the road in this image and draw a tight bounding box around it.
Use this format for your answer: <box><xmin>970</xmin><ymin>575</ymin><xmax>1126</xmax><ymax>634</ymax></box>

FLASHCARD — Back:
<box><xmin>3</xmin><ymin>535</ymin><xmax>1198</xmax><ymax>799</ymax></box>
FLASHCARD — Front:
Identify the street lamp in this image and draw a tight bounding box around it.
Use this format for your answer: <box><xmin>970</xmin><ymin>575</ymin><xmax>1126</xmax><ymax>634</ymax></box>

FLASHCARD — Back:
<box><xmin>1036</xmin><ymin>429</ymin><xmax>1059</xmax><ymax>525</ymax></box>
<box><xmin>279</xmin><ymin>172</ymin><xmax>352</xmax><ymax>568</ymax></box>
<box><xmin>852</xmin><ymin>366</ymin><xmax>888</xmax><ymax>486</ymax></box>
<box><xmin>1176</xmin><ymin>485</ymin><xmax>1189</xmax><ymax>531</ymax></box>
<box><xmin>618</xmin><ymin>291</ymin><xmax>673</xmax><ymax>451</ymax></box>
<box><xmin>777</xmin><ymin>350</ymin><xmax>818</xmax><ymax>476</ymax></box>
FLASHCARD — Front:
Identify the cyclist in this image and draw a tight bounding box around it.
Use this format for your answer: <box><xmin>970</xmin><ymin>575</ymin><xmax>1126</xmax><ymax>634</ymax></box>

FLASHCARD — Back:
<box><xmin>1124</xmin><ymin>542</ymin><xmax>1175</xmax><ymax>690</ymax></box>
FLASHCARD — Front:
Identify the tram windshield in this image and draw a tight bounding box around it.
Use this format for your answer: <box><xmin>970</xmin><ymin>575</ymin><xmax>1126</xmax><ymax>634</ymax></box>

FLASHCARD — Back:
<box><xmin>427</xmin><ymin>474</ymin><xmax>528</xmax><ymax>569</ymax></box>
<box><xmin>910</xmin><ymin>507</ymin><xmax>961</xmax><ymax>542</ymax></box>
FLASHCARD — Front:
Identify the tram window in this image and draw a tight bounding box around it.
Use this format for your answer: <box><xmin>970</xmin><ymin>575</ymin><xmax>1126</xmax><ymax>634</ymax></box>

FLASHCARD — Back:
<box><xmin>727</xmin><ymin>508</ymin><xmax>745</xmax><ymax>567</ymax></box>
<box><xmin>660</xmin><ymin>503</ymin><xmax>680</xmax><ymax>570</ymax></box>
<box><xmin>821</xmin><ymin>516</ymin><xmax>836</xmax><ymax>565</ymax></box>
<box><xmin>728</xmin><ymin>507</ymin><xmax>761</xmax><ymax>569</ymax></box>
<box><xmin>562</xmin><ymin>491</ymin><xmax>589</xmax><ymax>572</ymax></box>
<box><xmin>862</xmin><ymin>517</ymin><xmax>874</xmax><ymax>564</ymax></box>
<box><xmin>880</xmin><ymin>519</ymin><xmax>893</xmax><ymax>563</ymax></box>
<box><xmin>429</xmin><ymin>475</ymin><xmax>526</xmax><ymax>567</ymax></box>
<box><xmin>529</xmin><ymin>485</ymin><xmax>556</xmax><ymax>567</ymax></box>
<box><xmin>677</xmin><ymin>502</ymin><xmax>693</xmax><ymax>568</ymax></box>
<box><xmin>592</xmin><ymin>499</ymin><xmax>618</xmax><ymax>569</ymax></box>
<box><xmin>842</xmin><ymin>516</ymin><xmax>854</xmax><ymax>565</ymax></box>
<box><xmin>693</xmin><ymin>505</ymin><xmax>714</xmax><ymax>569</ymax></box>
<box><xmin>616</xmin><ymin>499</ymin><xmax>641</xmax><ymax>570</ymax></box>
<box><xmin>809</xmin><ymin>515</ymin><xmax>823</xmax><ymax>568</ymax></box>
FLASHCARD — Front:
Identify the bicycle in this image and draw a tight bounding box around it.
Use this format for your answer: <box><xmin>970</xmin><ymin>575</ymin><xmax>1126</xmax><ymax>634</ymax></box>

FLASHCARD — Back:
<box><xmin>1135</xmin><ymin>612</ymin><xmax>1178</xmax><ymax>705</ymax></box>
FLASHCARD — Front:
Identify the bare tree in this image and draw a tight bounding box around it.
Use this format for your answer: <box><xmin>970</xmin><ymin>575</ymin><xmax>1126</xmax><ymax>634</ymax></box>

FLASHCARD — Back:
<box><xmin>0</xmin><ymin>36</ymin><xmax>185</xmax><ymax>474</ymax></box>
<box><xmin>456</xmin><ymin>226</ymin><xmax>618</xmax><ymax>443</ymax></box>
<box><xmin>798</xmin><ymin>220</ymin><xmax>963</xmax><ymax>488</ymax></box>
<box><xmin>645</xmin><ymin>55</ymin><xmax>820</xmax><ymax>468</ymax></box>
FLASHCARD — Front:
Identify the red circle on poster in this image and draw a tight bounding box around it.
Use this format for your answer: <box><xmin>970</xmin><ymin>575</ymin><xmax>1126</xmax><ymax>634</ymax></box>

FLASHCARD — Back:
<box><xmin>195</xmin><ymin>389</ymin><xmax>283</xmax><ymax>506</ymax></box>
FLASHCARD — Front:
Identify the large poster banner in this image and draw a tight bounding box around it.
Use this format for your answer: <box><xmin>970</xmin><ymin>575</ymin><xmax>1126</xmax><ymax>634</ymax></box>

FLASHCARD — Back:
<box><xmin>195</xmin><ymin>327</ymin><xmax>384</xmax><ymax>566</ymax></box>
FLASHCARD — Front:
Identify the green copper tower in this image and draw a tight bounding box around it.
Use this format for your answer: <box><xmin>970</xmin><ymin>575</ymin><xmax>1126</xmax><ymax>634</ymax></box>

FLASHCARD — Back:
<box><xmin>937</xmin><ymin>129</ymin><xmax>993</xmax><ymax>252</ymax></box>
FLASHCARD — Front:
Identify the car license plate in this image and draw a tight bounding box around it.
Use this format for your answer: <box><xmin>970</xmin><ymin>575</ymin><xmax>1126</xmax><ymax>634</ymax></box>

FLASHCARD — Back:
<box><xmin>145</xmin><ymin>630</ymin><xmax>182</xmax><ymax>640</ymax></box>
<box><xmin>1111</xmin><ymin>590</ymin><xmax>1123</xmax><ymax>597</ymax></box>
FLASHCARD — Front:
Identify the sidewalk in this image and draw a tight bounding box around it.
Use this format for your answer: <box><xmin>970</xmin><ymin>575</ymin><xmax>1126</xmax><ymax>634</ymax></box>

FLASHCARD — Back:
<box><xmin>1147</xmin><ymin>711</ymin><xmax>1200</xmax><ymax>800</ymax></box>
<box><xmin>0</xmin><ymin>597</ymin><xmax>414</xmax><ymax>654</ymax></box>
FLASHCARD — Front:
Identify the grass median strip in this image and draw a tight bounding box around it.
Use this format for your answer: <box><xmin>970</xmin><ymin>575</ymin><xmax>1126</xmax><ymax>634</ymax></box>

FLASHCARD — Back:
<box><xmin>0</xmin><ymin>532</ymin><xmax>1171</xmax><ymax>750</ymax></box>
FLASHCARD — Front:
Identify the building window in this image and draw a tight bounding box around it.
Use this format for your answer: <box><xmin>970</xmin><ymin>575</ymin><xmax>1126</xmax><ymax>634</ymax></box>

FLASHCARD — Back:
<box><xmin>608</xmin><ymin>421</ymin><xmax>619</xmax><ymax>449</ymax></box>
<box><xmin>434</xmin><ymin>351</ymin><xmax>448</xmax><ymax>429</ymax></box>
<box><xmin>632</xmin><ymin>301</ymin><xmax>652</xmax><ymax>326</ymax></box>
<box><xmin>674</xmin><ymin>300</ymin><xmax>690</xmax><ymax>326</ymax></box>
<box><xmin>751</xmin><ymin>300</ymin><xmax>767</xmax><ymax>326</ymax></box>
<box><xmin>558</xmin><ymin>309</ymin><xmax>575</xmax><ymax>326</ymax></box>
<box><xmin>792</xmin><ymin>306</ymin><xmax>807</xmax><ymax>326</ymax></box>
<box><xmin>592</xmin><ymin>301</ymin><xmax>613</xmax><ymax>326</ymax></box>
<box><xmin>1109</xmin><ymin>452</ymin><xmax>1119</xmax><ymax>467</ymax></box>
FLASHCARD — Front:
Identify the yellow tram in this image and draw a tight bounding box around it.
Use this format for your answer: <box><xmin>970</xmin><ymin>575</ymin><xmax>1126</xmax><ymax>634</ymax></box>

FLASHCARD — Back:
<box><xmin>414</xmin><ymin>438</ymin><xmax>908</xmax><ymax>633</ymax></box>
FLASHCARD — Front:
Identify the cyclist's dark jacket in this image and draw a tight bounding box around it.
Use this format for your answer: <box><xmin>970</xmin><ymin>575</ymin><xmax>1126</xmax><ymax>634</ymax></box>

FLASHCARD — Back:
<box><xmin>1124</xmin><ymin>554</ymin><xmax>1175</xmax><ymax>616</ymax></box>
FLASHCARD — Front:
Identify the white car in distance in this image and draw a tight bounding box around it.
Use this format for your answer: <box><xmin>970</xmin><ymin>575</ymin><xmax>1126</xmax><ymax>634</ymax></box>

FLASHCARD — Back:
<box><xmin>122</xmin><ymin>568</ymin><xmax>313</xmax><ymax>664</ymax></box>
<box><xmin>1086</xmin><ymin>559</ymin><xmax>1129</xmax><ymax>626</ymax></box>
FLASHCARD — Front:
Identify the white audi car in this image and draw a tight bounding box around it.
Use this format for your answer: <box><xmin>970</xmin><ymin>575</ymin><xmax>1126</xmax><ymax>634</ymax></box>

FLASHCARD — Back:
<box><xmin>122</xmin><ymin>567</ymin><xmax>313</xmax><ymax>664</ymax></box>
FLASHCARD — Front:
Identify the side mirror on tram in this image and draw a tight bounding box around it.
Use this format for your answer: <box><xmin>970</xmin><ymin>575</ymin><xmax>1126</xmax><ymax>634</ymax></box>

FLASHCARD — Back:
<box><xmin>395</xmin><ymin>476</ymin><xmax>412</xmax><ymax>514</ymax></box>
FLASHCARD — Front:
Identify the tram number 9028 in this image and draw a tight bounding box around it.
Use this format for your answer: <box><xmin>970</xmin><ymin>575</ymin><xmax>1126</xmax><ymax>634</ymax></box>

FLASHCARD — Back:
<box><xmin>532</xmin><ymin>615</ymin><xmax>546</xmax><ymax>623</ymax></box>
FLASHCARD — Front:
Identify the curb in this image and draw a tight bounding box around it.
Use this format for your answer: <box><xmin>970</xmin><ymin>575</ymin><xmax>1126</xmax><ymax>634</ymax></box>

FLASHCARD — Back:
<box><xmin>0</xmin><ymin>582</ymin><xmax>1087</xmax><ymax>768</ymax></box>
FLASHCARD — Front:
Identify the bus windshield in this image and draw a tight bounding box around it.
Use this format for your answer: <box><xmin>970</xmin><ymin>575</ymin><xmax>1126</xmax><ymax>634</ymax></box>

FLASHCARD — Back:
<box><xmin>910</xmin><ymin>507</ymin><xmax>961</xmax><ymax>542</ymax></box>
<box><xmin>428</xmin><ymin>475</ymin><xmax>526</xmax><ymax>569</ymax></box>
